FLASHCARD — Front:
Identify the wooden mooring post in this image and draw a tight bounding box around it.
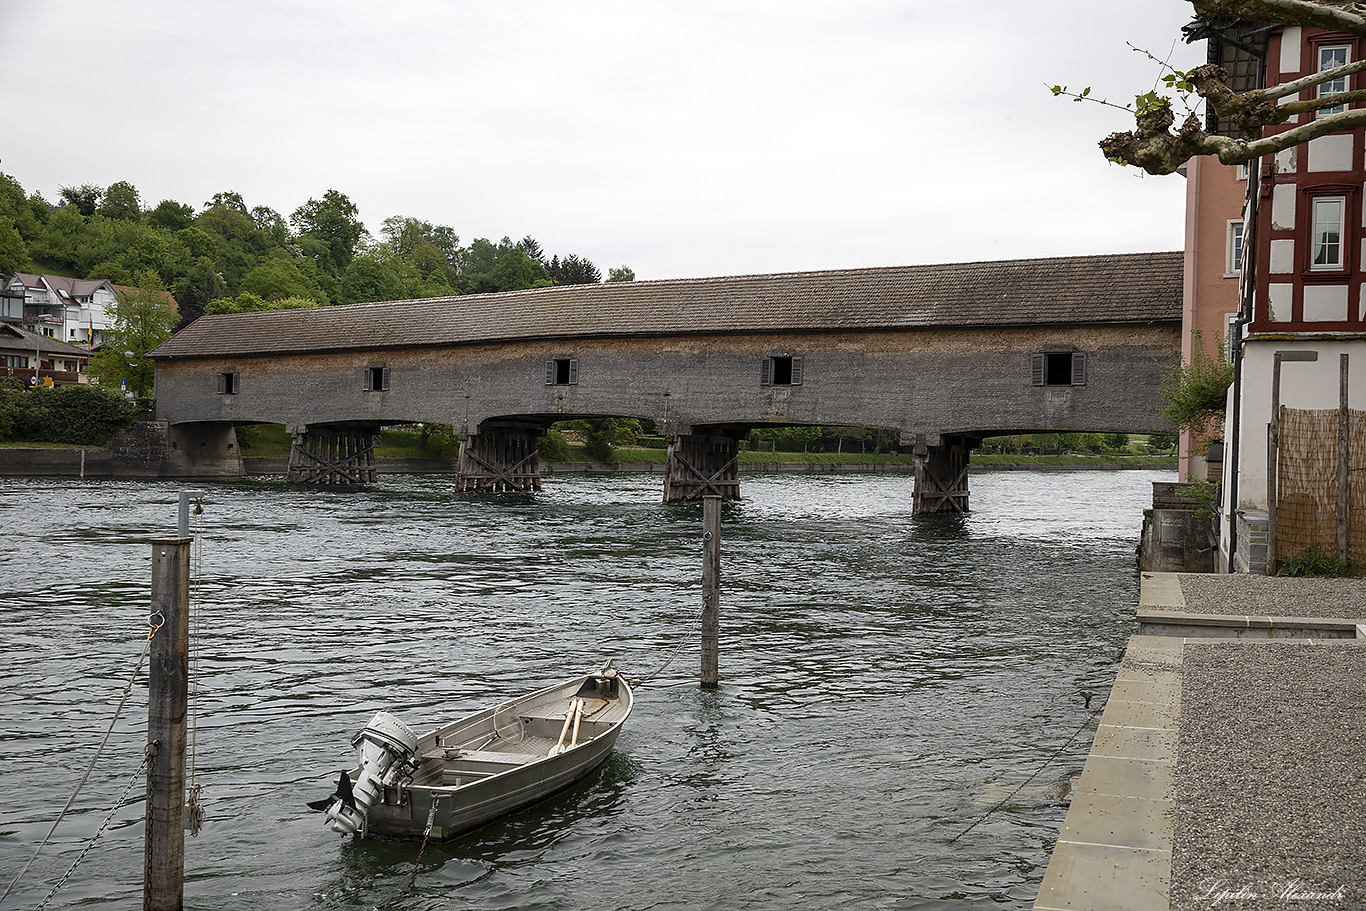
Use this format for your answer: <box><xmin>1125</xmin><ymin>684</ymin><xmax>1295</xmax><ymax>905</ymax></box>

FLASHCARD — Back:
<box><xmin>701</xmin><ymin>495</ymin><xmax>721</xmax><ymax>690</ymax></box>
<box><xmin>146</xmin><ymin>536</ymin><xmax>190</xmax><ymax>911</ymax></box>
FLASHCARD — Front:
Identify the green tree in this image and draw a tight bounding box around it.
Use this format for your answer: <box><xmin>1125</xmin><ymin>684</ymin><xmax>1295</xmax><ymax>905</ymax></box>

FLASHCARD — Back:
<box><xmin>0</xmin><ymin>217</ymin><xmax>28</xmax><ymax>273</ymax></box>
<box><xmin>205</xmin><ymin>190</ymin><xmax>248</xmax><ymax>213</ymax></box>
<box><xmin>607</xmin><ymin>265</ymin><xmax>636</xmax><ymax>283</ymax></box>
<box><xmin>58</xmin><ymin>184</ymin><xmax>102</xmax><ymax>217</ymax></box>
<box><xmin>89</xmin><ymin>273</ymin><xmax>178</xmax><ymax>399</ymax></box>
<box><xmin>290</xmin><ymin>189</ymin><xmax>366</xmax><ymax>278</ymax></box>
<box><xmin>204</xmin><ymin>293</ymin><xmax>318</xmax><ymax>315</ymax></box>
<box><xmin>250</xmin><ymin>206</ymin><xmax>289</xmax><ymax>248</ymax></box>
<box><xmin>340</xmin><ymin>254</ymin><xmax>404</xmax><ymax>304</ymax></box>
<box><xmin>517</xmin><ymin>235</ymin><xmax>546</xmax><ymax>264</ymax></box>
<box><xmin>549</xmin><ymin>253</ymin><xmax>602</xmax><ymax>285</ymax></box>
<box><xmin>241</xmin><ymin>254</ymin><xmax>328</xmax><ymax>303</ymax></box>
<box><xmin>0</xmin><ymin>173</ymin><xmax>43</xmax><ymax>239</ymax></box>
<box><xmin>97</xmin><ymin>181</ymin><xmax>143</xmax><ymax>220</ymax></box>
<box><xmin>197</xmin><ymin>204</ymin><xmax>255</xmax><ymax>243</ymax></box>
<box><xmin>566</xmin><ymin>417</ymin><xmax>642</xmax><ymax>463</ymax></box>
<box><xmin>27</xmin><ymin>205</ymin><xmax>88</xmax><ymax>271</ymax></box>
<box><xmin>490</xmin><ymin>248</ymin><xmax>551</xmax><ymax>291</ymax></box>
<box><xmin>147</xmin><ymin>199</ymin><xmax>196</xmax><ymax>231</ymax></box>
<box><xmin>85</xmin><ymin>259</ymin><xmax>134</xmax><ymax>284</ymax></box>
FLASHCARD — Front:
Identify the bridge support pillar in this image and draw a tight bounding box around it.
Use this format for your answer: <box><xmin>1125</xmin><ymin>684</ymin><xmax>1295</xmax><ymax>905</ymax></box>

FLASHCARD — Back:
<box><xmin>913</xmin><ymin>435</ymin><xmax>972</xmax><ymax>515</ymax></box>
<box><xmin>286</xmin><ymin>425</ymin><xmax>378</xmax><ymax>484</ymax></box>
<box><xmin>457</xmin><ymin>424</ymin><xmax>542</xmax><ymax>493</ymax></box>
<box><xmin>664</xmin><ymin>431</ymin><xmax>741</xmax><ymax>503</ymax></box>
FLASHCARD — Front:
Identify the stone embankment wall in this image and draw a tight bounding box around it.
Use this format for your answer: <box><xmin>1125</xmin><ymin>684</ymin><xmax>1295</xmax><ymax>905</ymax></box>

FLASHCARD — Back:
<box><xmin>0</xmin><ymin>420</ymin><xmax>243</xmax><ymax>479</ymax></box>
<box><xmin>1138</xmin><ymin>481</ymin><xmax>1218</xmax><ymax>573</ymax></box>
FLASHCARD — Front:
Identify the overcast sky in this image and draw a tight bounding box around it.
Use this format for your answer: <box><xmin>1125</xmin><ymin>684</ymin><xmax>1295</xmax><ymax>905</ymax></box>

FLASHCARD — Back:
<box><xmin>2</xmin><ymin>1</ymin><xmax>1206</xmax><ymax>280</ymax></box>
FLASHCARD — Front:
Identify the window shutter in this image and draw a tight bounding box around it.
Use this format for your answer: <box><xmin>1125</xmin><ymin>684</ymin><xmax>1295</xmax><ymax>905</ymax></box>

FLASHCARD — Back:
<box><xmin>1070</xmin><ymin>352</ymin><xmax>1087</xmax><ymax>386</ymax></box>
<box><xmin>216</xmin><ymin>372</ymin><xmax>227</xmax><ymax>394</ymax></box>
<box><xmin>1030</xmin><ymin>354</ymin><xmax>1045</xmax><ymax>386</ymax></box>
<box><xmin>790</xmin><ymin>356</ymin><xmax>804</xmax><ymax>386</ymax></box>
<box><xmin>381</xmin><ymin>366</ymin><xmax>391</xmax><ymax>391</ymax></box>
<box><xmin>760</xmin><ymin>357</ymin><xmax>773</xmax><ymax>386</ymax></box>
<box><xmin>546</xmin><ymin>359</ymin><xmax>557</xmax><ymax>385</ymax></box>
<box><xmin>567</xmin><ymin>358</ymin><xmax>578</xmax><ymax>385</ymax></box>
<box><xmin>363</xmin><ymin>368</ymin><xmax>372</xmax><ymax>390</ymax></box>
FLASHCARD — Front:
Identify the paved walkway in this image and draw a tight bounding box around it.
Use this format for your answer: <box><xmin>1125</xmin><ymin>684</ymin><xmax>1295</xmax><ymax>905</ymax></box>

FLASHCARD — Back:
<box><xmin>1034</xmin><ymin>572</ymin><xmax>1366</xmax><ymax>911</ymax></box>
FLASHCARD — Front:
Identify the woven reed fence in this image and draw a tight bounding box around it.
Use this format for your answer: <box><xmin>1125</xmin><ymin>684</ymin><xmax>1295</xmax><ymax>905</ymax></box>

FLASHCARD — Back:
<box><xmin>1275</xmin><ymin>406</ymin><xmax>1366</xmax><ymax>570</ymax></box>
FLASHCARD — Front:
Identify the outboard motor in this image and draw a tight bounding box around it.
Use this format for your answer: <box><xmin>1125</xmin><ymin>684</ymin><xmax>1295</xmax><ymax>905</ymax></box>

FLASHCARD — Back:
<box><xmin>310</xmin><ymin>711</ymin><xmax>419</xmax><ymax>836</ymax></box>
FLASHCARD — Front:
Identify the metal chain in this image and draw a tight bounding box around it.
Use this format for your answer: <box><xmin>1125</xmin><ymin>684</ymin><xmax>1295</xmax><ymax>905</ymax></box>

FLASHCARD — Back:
<box><xmin>949</xmin><ymin>705</ymin><xmax>1105</xmax><ymax>843</ymax></box>
<box><xmin>0</xmin><ymin>629</ymin><xmax>155</xmax><ymax>905</ymax></box>
<box><xmin>407</xmin><ymin>796</ymin><xmax>443</xmax><ymax>888</ymax></box>
<box><xmin>34</xmin><ymin>751</ymin><xmax>151</xmax><ymax>910</ymax></box>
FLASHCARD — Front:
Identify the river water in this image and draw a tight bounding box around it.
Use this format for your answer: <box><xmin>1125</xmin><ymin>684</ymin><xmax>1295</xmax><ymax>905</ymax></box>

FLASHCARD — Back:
<box><xmin>0</xmin><ymin>469</ymin><xmax>1168</xmax><ymax>910</ymax></box>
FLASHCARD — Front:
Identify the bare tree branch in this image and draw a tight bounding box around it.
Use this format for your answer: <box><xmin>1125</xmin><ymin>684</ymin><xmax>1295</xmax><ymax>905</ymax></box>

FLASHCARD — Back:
<box><xmin>1099</xmin><ymin>1</ymin><xmax>1366</xmax><ymax>173</ymax></box>
<box><xmin>1101</xmin><ymin>97</ymin><xmax>1366</xmax><ymax>172</ymax></box>
<box><xmin>1192</xmin><ymin>0</ymin><xmax>1366</xmax><ymax>34</ymax></box>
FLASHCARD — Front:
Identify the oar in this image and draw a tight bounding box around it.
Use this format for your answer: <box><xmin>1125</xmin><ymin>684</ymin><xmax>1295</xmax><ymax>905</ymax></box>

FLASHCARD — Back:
<box><xmin>569</xmin><ymin>699</ymin><xmax>584</xmax><ymax>748</ymax></box>
<box><xmin>549</xmin><ymin>700</ymin><xmax>581</xmax><ymax>756</ymax></box>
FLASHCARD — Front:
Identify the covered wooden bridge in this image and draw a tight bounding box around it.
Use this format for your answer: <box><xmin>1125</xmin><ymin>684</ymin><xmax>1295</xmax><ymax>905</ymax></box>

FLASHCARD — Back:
<box><xmin>149</xmin><ymin>251</ymin><xmax>1183</xmax><ymax>513</ymax></box>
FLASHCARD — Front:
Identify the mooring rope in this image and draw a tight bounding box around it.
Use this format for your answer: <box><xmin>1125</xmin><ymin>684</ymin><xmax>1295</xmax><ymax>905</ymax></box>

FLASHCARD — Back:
<box><xmin>634</xmin><ymin>606</ymin><xmax>705</xmax><ymax>686</ymax></box>
<box><xmin>949</xmin><ymin>704</ymin><xmax>1104</xmax><ymax>843</ymax></box>
<box><xmin>185</xmin><ymin>495</ymin><xmax>206</xmax><ymax>836</ymax></box>
<box><xmin>0</xmin><ymin>624</ymin><xmax>157</xmax><ymax>904</ymax></box>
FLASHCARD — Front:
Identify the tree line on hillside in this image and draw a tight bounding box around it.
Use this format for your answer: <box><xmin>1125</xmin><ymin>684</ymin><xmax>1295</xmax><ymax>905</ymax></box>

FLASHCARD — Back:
<box><xmin>0</xmin><ymin>175</ymin><xmax>636</xmax><ymax>327</ymax></box>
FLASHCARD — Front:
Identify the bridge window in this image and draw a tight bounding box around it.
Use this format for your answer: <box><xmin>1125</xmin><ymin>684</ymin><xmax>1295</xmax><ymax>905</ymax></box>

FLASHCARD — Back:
<box><xmin>761</xmin><ymin>355</ymin><xmax>803</xmax><ymax>386</ymax></box>
<box><xmin>365</xmin><ymin>365</ymin><xmax>390</xmax><ymax>392</ymax></box>
<box><xmin>216</xmin><ymin>371</ymin><xmax>239</xmax><ymax>395</ymax></box>
<box><xmin>546</xmin><ymin>357</ymin><xmax>578</xmax><ymax>385</ymax></box>
<box><xmin>1031</xmin><ymin>352</ymin><xmax>1086</xmax><ymax>387</ymax></box>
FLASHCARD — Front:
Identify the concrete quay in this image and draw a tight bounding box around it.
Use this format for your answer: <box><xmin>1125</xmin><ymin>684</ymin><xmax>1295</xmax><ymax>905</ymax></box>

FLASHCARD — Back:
<box><xmin>1034</xmin><ymin>572</ymin><xmax>1366</xmax><ymax>911</ymax></box>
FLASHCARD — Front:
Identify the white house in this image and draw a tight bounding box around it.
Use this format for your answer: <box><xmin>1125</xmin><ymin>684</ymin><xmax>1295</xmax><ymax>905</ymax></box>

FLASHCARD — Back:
<box><xmin>3</xmin><ymin>274</ymin><xmax>119</xmax><ymax>346</ymax></box>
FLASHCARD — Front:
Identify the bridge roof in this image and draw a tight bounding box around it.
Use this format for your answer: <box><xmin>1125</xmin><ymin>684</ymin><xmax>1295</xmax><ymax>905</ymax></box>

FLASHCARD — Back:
<box><xmin>150</xmin><ymin>251</ymin><xmax>1182</xmax><ymax>359</ymax></box>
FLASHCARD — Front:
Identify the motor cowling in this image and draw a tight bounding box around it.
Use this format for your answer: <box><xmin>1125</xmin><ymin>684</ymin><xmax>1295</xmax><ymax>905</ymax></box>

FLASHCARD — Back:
<box><xmin>323</xmin><ymin>711</ymin><xmax>419</xmax><ymax>836</ymax></box>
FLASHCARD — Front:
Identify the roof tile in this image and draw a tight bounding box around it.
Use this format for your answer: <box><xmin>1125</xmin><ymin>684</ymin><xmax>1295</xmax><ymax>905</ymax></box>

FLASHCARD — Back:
<box><xmin>151</xmin><ymin>252</ymin><xmax>1183</xmax><ymax>359</ymax></box>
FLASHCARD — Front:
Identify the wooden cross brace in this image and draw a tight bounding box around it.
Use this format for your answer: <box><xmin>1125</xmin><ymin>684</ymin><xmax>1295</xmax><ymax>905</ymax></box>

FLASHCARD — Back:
<box><xmin>462</xmin><ymin>449</ymin><xmax>538</xmax><ymax>489</ymax></box>
<box><xmin>672</xmin><ymin>452</ymin><xmax>740</xmax><ymax>499</ymax></box>
<box><xmin>293</xmin><ymin>437</ymin><xmax>375</xmax><ymax>483</ymax></box>
<box><xmin>919</xmin><ymin>465</ymin><xmax>969</xmax><ymax>513</ymax></box>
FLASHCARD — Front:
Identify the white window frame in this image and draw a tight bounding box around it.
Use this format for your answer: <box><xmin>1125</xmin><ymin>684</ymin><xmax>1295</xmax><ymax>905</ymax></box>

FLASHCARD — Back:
<box><xmin>1317</xmin><ymin>44</ymin><xmax>1351</xmax><ymax>118</ymax></box>
<box><xmin>1226</xmin><ymin>219</ymin><xmax>1244</xmax><ymax>276</ymax></box>
<box><xmin>1310</xmin><ymin>195</ymin><xmax>1346</xmax><ymax>270</ymax></box>
<box><xmin>1235</xmin><ymin>162</ymin><xmax>1249</xmax><ymax>180</ymax></box>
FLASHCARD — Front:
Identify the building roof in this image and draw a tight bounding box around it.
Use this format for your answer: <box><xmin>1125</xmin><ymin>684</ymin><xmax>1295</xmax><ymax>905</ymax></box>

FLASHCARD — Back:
<box><xmin>150</xmin><ymin>251</ymin><xmax>1184</xmax><ymax>360</ymax></box>
<box><xmin>44</xmin><ymin>275</ymin><xmax>114</xmax><ymax>302</ymax></box>
<box><xmin>0</xmin><ymin>323</ymin><xmax>94</xmax><ymax>358</ymax></box>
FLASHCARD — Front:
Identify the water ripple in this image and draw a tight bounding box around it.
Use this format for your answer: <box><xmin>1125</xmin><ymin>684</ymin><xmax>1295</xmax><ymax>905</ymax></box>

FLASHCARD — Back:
<box><xmin>0</xmin><ymin>469</ymin><xmax>1169</xmax><ymax>910</ymax></box>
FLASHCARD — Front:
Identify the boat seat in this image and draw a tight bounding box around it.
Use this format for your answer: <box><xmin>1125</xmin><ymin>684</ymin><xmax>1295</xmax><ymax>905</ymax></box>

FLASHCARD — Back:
<box><xmin>517</xmin><ymin>698</ymin><xmax>610</xmax><ymax>723</ymax></box>
<box><xmin>447</xmin><ymin>749</ymin><xmax>544</xmax><ymax>765</ymax></box>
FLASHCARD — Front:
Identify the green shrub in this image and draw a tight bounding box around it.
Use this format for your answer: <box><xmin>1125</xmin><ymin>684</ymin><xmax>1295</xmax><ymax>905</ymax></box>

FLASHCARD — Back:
<box><xmin>234</xmin><ymin>423</ymin><xmax>293</xmax><ymax>456</ymax></box>
<box><xmin>1176</xmin><ymin>478</ymin><xmax>1219</xmax><ymax>518</ymax></box>
<box><xmin>538</xmin><ymin>430</ymin><xmax>571</xmax><ymax>462</ymax></box>
<box><xmin>1278</xmin><ymin>546</ymin><xmax>1355</xmax><ymax>578</ymax></box>
<box><xmin>0</xmin><ymin>381</ymin><xmax>138</xmax><ymax>445</ymax></box>
<box><xmin>417</xmin><ymin>423</ymin><xmax>460</xmax><ymax>458</ymax></box>
<box><xmin>583</xmin><ymin>438</ymin><xmax>616</xmax><ymax>464</ymax></box>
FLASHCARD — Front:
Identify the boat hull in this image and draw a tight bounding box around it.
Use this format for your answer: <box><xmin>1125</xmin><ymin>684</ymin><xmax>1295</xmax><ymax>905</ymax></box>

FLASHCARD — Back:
<box><xmin>358</xmin><ymin>671</ymin><xmax>632</xmax><ymax>842</ymax></box>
